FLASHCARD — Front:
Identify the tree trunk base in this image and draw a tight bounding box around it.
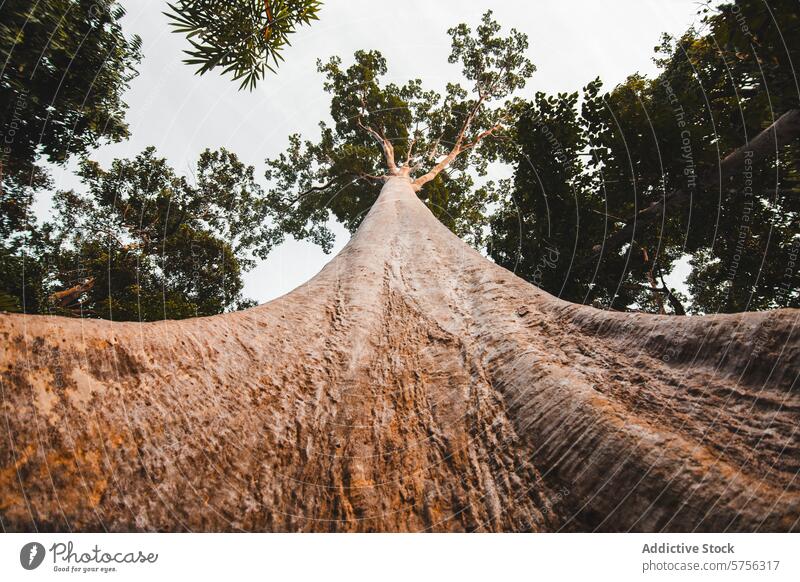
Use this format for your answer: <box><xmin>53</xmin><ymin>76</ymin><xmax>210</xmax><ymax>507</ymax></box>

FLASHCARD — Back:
<box><xmin>1</xmin><ymin>177</ymin><xmax>798</xmax><ymax>532</ymax></box>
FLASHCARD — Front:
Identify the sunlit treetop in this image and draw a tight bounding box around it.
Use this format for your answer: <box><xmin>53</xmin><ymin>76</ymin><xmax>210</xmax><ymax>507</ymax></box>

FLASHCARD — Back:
<box><xmin>263</xmin><ymin>11</ymin><xmax>535</xmax><ymax>250</ymax></box>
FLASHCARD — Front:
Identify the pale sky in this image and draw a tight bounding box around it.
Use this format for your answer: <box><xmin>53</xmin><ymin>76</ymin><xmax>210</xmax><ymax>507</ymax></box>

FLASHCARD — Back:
<box><xmin>43</xmin><ymin>0</ymin><xmax>703</xmax><ymax>303</ymax></box>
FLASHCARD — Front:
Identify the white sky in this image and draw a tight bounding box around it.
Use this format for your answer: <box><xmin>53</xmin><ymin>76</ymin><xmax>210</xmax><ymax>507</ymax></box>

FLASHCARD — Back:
<box><xmin>44</xmin><ymin>0</ymin><xmax>703</xmax><ymax>303</ymax></box>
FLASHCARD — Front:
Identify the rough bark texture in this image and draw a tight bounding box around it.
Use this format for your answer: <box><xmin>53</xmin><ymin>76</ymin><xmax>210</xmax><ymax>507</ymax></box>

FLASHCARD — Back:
<box><xmin>1</xmin><ymin>177</ymin><xmax>798</xmax><ymax>532</ymax></box>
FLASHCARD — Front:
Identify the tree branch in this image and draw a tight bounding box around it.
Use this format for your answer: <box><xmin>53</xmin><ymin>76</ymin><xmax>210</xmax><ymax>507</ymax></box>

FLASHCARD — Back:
<box><xmin>357</xmin><ymin>116</ymin><xmax>397</xmax><ymax>175</ymax></box>
<box><xmin>586</xmin><ymin>108</ymin><xmax>800</xmax><ymax>264</ymax></box>
<box><xmin>641</xmin><ymin>247</ymin><xmax>666</xmax><ymax>315</ymax></box>
<box><xmin>461</xmin><ymin>121</ymin><xmax>503</xmax><ymax>150</ymax></box>
<box><xmin>411</xmin><ymin>119</ymin><xmax>503</xmax><ymax>190</ymax></box>
<box><xmin>357</xmin><ymin>172</ymin><xmax>387</xmax><ymax>182</ymax></box>
<box><xmin>625</xmin><ymin>280</ymin><xmax>686</xmax><ymax>315</ymax></box>
<box><xmin>586</xmin><ymin>208</ymin><xmax>628</xmax><ymax>223</ymax></box>
<box><xmin>408</xmin><ymin>96</ymin><xmax>488</xmax><ymax>189</ymax></box>
<box><xmin>50</xmin><ymin>277</ymin><xmax>95</xmax><ymax>310</ymax></box>
<box><xmin>280</xmin><ymin>171</ymin><xmax>389</xmax><ymax>209</ymax></box>
<box><xmin>263</xmin><ymin>0</ymin><xmax>273</xmax><ymax>39</ymax></box>
<box><xmin>357</xmin><ymin>93</ymin><xmax>398</xmax><ymax>174</ymax></box>
<box><xmin>281</xmin><ymin>176</ymin><xmax>345</xmax><ymax>207</ymax></box>
<box><xmin>659</xmin><ymin>273</ymin><xmax>686</xmax><ymax>316</ymax></box>
<box><xmin>84</xmin><ymin>222</ymin><xmax>127</xmax><ymax>248</ymax></box>
<box><xmin>406</xmin><ymin>135</ymin><xmax>417</xmax><ymax>167</ymax></box>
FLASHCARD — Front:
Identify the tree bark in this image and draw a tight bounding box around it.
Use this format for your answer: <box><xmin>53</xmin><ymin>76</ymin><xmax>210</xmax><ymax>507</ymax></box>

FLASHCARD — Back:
<box><xmin>1</xmin><ymin>177</ymin><xmax>798</xmax><ymax>532</ymax></box>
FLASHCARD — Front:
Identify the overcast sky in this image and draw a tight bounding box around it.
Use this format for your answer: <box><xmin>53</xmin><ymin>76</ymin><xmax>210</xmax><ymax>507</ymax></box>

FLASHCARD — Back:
<box><xmin>45</xmin><ymin>0</ymin><xmax>704</xmax><ymax>303</ymax></box>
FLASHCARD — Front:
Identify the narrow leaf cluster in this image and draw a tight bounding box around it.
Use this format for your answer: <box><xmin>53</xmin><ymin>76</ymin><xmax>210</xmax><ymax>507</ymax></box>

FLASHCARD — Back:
<box><xmin>165</xmin><ymin>0</ymin><xmax>322</xmax><ymax>89</ymax></box>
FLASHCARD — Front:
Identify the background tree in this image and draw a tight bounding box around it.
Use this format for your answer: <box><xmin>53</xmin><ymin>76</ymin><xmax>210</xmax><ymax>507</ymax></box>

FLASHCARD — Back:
<box><xmin>488</xmin><ymin>81</ymin><xmax>694</xmax><ymax>313</ymax></box>
<box><xmin>0</xmin><ymin>0</ymin><xmax>142</xmax><ymax>310</ymax></box>
<box><xmin>262</xmin><ymin>11</ymin><xmax>533</xmax><ymax>250</ymax></box>
<box><xmin>490</xmin><ymin>0</ymin><xmax>799</xmax><ymax>314</ymax></box>
<box><xmin>27</xmin><ymin>147</ymin><xmax>272</xmax><ymax>321</ymax></box>
<box><xmin>166</xmin><ymin>0</ymin><xmax>322</xmax><ymax>90</ymax></box>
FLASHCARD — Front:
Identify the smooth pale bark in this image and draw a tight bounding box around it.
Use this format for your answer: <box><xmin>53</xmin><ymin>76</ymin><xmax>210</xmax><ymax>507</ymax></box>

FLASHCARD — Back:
<box><xmin>1</xmin><ymin>177</ymin><xmax>798</xmax><ymax>532</ymax></box>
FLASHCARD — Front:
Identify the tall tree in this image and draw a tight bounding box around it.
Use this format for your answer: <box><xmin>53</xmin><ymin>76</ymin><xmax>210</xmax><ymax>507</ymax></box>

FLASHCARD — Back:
<box><xmin>0</xmin><ymin>0</ymin><xmax>142</xmax><ymax>310</ymax></box>
<box><xmin>261</xmin><ymin>11</ymin><xmax>533</xmax><ymax>250</ymax></box>
<box><xmin>32</xmin><ymin>147</ymin><xmax>271</xmax><ymax>320</ymax></box>
<box><xmin>490</xmin><ymin>0</ymin><xmax>799</xmax><ymax>314</ymax></box>
<box><xmin>1</xmin><ymin>8</ymin><xmax>797</xmax><ymax>535</ymax></box>
<box><xmin>166</xmin><ymin>0</ymin><xmax>322</xmax><ymax>89</ymax></box>
<box><xmin>2</xmin><ymin>175</ymin><xmax>797</xmax><ymax>533</ymax></box>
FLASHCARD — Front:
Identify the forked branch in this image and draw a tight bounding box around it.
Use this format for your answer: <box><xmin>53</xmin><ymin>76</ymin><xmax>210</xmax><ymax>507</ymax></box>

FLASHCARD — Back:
<box><xmin>357</xmin><ymin>93</ymin><xmax>398</xmax><ymax>175</ymax></box>
<box><xmin>411</xmin><ymin>118</ymin><xmax>504</xmax><ymax>190</ymax></box>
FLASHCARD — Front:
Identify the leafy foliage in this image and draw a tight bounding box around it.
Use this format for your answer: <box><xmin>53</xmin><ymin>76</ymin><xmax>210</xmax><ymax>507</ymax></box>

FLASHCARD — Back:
<box><xmin>7</xmin><ymin>148</ymin><xmax>272</xmax><ymax>320</ymax></box>
<box><xmin>0</xmin><ymin>0</ymin><xmax>142</xmax><ymax>239</ymax></box>
<box><xmin>490</xmin><ymin>0</ymin><xmax>799</xmax><ymax>313</ymax></box>
<box><xmin>488</xmin><ymin>88</ymin><xmax>605</xmax><ymax>303</ymax></box>
<box><xmin>262</xmin><ymin>11</ymin><xmax>532</xmax><ymax>250</ymax></box>
<box><xmin>166</xmin><ymin>0</ymin><xmax>322</xmax><ymax>90</ymax></box>
<box><xmin>5</xmin><ymin>1</ymin><xmax>793</xmax><ymax>321</ymax></box>
<box><xmin>0</xmin><ymin>0</ymin><xmax>142</xmax><ymax>314</ymax></box>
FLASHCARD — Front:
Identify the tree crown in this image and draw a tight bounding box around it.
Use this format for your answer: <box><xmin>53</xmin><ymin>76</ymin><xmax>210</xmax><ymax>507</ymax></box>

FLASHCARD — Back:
<box><xmin>263</xmin><ymin>10</ymin><xmax>534</xmax><ymax>249</ymax></box>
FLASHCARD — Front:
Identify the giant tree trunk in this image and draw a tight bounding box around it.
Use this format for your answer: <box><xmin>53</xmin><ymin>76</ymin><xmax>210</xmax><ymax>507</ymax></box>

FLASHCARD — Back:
<box><xmin>1</xmin><ymin>177</ymin><xmax>798</xmax><ymax>532</ymax></box>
